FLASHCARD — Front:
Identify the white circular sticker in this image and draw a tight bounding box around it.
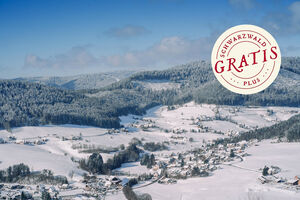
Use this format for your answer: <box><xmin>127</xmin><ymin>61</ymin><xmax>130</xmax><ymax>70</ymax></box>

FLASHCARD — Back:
<box><xmin>211</xmin><ymin>24</ymin><xmax>281</xmax><ymax>95</ymax></box>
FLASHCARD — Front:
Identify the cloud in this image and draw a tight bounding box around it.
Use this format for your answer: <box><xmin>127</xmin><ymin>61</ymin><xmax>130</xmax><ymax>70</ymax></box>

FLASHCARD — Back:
<box><xmin>228</xmin><ymin>0</ymin><xmax>256</xmax><ymax>10</ymax></box>
<box><xmin>24</xmin><ymin>35</ymin><xmax>216</xmax><ymax>72</ymax></box>
<box><xmin>262</xmin><ymin>1</ymin><xmax>300</xmax><ymax>36</ymax></box>
<box><xmin>102</xmin><ymin>35</ymin><xmax>215</xmax><ymax>68</ymax></box>
<box><xmin>25</xmin><ymin>55</ymin><xmax>49</xmax><ymax>68</ymax></box>
<box><xmin>281</xmin><ymin>45</ymin><xmax>300</xmax><ymax>56</ymax></box>
<box><xmin>24</xmin><ymin>45</ymin><xmax>99</xmax><ymax>69</ymax></box>
<box><xmin>286</xmin><ymin>45</ymin><xmax>300</xmax><ymax>52</ymax></box>
<box><xmin>104</xmin><ymin>25</ymin><xmax>150</xmax><ymax>39</ymax></box>
<box><xmin>288</xmin><ymin>1</ymin><xmax>300</xmax><ymax>32</ymax></box>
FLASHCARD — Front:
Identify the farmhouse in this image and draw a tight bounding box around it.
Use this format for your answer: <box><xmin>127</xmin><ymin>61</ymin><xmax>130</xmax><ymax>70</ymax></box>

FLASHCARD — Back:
<box><xmin>110</xmin><ymin>177</ymin><xmax>122</xmax><ymax>185</ymax></box>
<box><xmin>34</xmin><ymin>139</ymin><xmax>45</xmax><ymax>145</ymax></box>
<box><xmin>287</xmin><ymin>179</ymin><xmax>300</xmax><ymax>186</ymax></box>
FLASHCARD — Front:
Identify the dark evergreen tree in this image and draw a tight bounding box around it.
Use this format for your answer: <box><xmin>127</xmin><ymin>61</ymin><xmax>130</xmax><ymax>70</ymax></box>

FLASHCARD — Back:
<box><xmin>191</xmin><ymin>167</ymin><xmax>201</xmax><ymax>176</ymax></box>
<box><xmin>230</xmin><ymin>149</ymin><xmax>235</xmax><ymax>158</ymax></box>
<box><xmin>262</xmin><ymin>166</ymin><xmax>269</xmax><ymax>176</ymax></box>
<box><xmin>41</xmin><ymin>191</ymin><xmax>51</xmax><ymax>200</ymax></box>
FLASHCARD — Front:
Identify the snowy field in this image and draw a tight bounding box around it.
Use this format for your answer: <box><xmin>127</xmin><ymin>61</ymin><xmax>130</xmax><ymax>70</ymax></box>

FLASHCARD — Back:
<box><xmin>134</xmin><ymin>80</ymin><xmax>181</xmax><ymax>91</ymax></box>
<box><xmin>0</xmin><ymin>143</ymin><xmax>83</xmax><ymax>177</ymax></box>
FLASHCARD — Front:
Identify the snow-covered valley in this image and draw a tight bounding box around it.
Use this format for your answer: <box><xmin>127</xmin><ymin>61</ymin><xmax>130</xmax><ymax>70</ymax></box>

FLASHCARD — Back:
<box><xmin>0</xmin><ymin>102</ymin><xmax>299</xmax><ymax>199</ymax></box>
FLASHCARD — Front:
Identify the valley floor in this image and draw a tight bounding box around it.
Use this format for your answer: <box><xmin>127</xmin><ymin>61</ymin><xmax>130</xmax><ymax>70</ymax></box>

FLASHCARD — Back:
<box><xmin>0</xmin><ymin>102</ymin><xmax>299</xmax><ymax>199</ymax></box>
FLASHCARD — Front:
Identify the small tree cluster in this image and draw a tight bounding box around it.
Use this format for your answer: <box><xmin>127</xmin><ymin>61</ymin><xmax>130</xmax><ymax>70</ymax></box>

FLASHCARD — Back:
<box><xmin>80</xmin><ymin>144</ymin><xmax>141</xmax><ymax>174</ymax></box>
<box><xmin>0</xmin><ymin>163</ymin><xmax>30</xmax><ymax>182</ymax></box>
<box><xmin>143</xmin><ymin>142</ymin><xmax>168</xmax><ymax>152</ymax></box>
<box><xmin>140</xmin><ymin>154</ymin><xmax>155</xmax><ymax>169</ymax></box>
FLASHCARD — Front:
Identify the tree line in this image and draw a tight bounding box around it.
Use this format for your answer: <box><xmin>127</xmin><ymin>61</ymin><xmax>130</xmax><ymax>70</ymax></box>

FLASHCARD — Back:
<box><xmin>0</xmin><ymin>163</ymin><xmax>68</xmax><ymax>185</ymax></box>
<box><xmin>214</xmin><ymin>113</ymin><xmax>300</xmax><ymax>145</ymax></box>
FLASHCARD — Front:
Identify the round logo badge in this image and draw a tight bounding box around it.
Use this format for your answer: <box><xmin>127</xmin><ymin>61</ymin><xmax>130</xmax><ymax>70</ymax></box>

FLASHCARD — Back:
<box><xmin>211</xmin><ymin>24</ymin><xmax>281</xmax><ymax>95</ymax></box>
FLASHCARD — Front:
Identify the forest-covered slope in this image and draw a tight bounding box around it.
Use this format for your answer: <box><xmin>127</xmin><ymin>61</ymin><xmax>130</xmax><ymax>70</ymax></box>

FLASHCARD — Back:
<box><xmin>90</xmin><ymin>57</ymin><xmax>300</xmax><ymax>107</ymax></box>
<box><xmin>215</xmin><ymin>112</ymin><xmax>300</xmax><ymax>144</ymax></box>
<box><xmin>1</xmin><ymin>57</ymin><xmax>299</xmax><ymax>129</ymax></box>
<box><xmin>0</xmin><ymin>81</ymin><xmax>121</xmax><ymax>129</ymax></box>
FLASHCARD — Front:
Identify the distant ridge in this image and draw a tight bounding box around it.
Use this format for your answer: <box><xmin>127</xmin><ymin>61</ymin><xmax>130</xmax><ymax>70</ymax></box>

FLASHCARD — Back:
<box><xmin>14</xmin><ymin>70</ymin><xmax>138</xmax><ymax>90</ymax></box>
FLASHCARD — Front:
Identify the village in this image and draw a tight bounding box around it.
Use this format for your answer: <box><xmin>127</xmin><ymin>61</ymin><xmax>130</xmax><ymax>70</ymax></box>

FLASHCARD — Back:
<box><xmin>1</xmin><ymin>133</ymin><xmax>299</xmax><ymax>199</ymax></box>
<box><xmin>0</xmin><ymin>104</ymin><xmax>300</xmax><ymax>199</ymax></box>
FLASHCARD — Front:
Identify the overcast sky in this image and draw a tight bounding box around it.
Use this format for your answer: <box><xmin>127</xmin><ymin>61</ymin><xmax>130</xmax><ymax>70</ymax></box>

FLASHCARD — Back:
<box><xmin>1</xmin><ymin>0</ymin><xmax>300</xmax><ymax>78</ymax></box>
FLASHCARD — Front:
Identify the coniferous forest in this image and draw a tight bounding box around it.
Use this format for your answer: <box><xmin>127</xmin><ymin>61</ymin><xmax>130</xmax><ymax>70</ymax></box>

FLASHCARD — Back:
<box><xmin>0</xmin><ymin>57</ymin><xmax>299</xmax><ymax>130</ymax></box>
